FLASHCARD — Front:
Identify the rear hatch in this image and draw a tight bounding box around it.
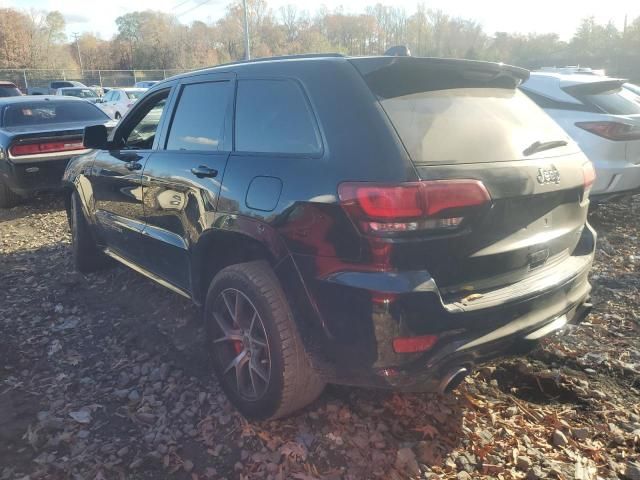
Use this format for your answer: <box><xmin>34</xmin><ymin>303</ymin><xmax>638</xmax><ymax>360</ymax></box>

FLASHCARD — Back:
<box><xmin>350</xmin><ymin>57</ymin><xmax>593</xmax><ymax>298</ymax></box>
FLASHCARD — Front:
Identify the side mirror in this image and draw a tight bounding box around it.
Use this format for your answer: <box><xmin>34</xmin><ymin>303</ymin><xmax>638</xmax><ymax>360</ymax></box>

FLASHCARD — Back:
<box><xmin>83</xmin><ymin>124</ymin><xmax>108</xmax><ymax>149</ymax></box>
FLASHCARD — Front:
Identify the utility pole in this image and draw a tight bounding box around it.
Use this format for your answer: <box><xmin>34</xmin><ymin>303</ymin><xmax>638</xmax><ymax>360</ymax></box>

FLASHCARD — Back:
<box><xmin>242</xmin><ymin>0</ymin><xmax>250</xmax><ymax>60</ymax></box>
<box><xmin>72</xmin><ymin>32</ymin><xmax>83</xmax><ymax>72</ymax></box>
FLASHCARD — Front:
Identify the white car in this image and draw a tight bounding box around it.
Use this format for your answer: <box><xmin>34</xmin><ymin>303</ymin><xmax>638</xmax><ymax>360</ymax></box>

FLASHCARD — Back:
<box><xmin>98</xmin><ymin>88</ymin><xmax>147</xmax><ymax>120</ymax></box>
<box><xmin>54</xmin><ymin>87</ymin><xmax>101</xmax><ymax>103</ymax></box>
<box><xmin>624</xmin><ymin>83</ymin><xmax>640</xmax><ymax>98</ymax></box>
<box><xmin>521</xmin><ymin>72</ymin><xmax>640</xmax><ymax>201</ymax></box>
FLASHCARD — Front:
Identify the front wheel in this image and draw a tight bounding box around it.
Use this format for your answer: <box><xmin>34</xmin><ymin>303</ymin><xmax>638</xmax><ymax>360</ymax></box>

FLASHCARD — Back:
<box><xmin>205</xmin><ymin>261</ymin><xmax>325</xmax><ymax>420</ymax></box>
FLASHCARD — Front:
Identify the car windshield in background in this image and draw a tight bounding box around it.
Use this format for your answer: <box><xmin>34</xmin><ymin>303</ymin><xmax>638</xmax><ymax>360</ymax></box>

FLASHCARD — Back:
<box><xmin>2</xmin><ymin>101</ymin><xmax>108</xmax><ymax>127</ymax></box>
<box><xmin>569</xmin><ymin>85</ymin><xmax>640</xmax><ymax>115</ymax></box>
<box><xmin>125</xmin><ymin>91</ymin><xmax>144</xmax><ymax>100</ymax></box>
<box><xmin>62</xmin><ymin>88</ymin><xmax>98</xmax><ymax>98</ymax></box>
<box><xmin>0</xmin><ymin>85</ymin><xmax>22</xmax><ymax>97</ymax></box>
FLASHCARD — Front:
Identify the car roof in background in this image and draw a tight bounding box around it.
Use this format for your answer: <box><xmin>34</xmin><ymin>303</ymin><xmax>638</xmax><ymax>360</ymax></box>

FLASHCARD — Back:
<box><xmin>0</xmin><ymin>81</ymin><xmax>18</xmax><ymax>86</ymax></box>
<box><xmin>524</xmin><ymin>72</ymin><xmax>629</xmax><ymax>105</ymax></box>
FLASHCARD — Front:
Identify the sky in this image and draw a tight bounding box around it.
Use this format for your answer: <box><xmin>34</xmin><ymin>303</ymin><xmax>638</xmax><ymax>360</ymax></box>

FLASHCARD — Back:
<box><xmin>4</xmin><ymin>0</ymin><xmax>639</xmax><ymax>41</ymax></box>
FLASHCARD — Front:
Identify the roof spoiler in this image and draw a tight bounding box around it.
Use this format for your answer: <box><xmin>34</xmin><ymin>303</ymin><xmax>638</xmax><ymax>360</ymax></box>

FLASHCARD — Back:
<box><xmin>563</xmin><ymin>79</ymin><xmax>628</xmax><ymax>95</ymax></box>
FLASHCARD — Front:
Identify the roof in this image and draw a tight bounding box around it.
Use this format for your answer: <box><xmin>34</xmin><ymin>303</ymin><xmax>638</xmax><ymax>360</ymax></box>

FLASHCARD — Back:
<box><xmin>0</xmin><ymin>95</ymin><xmax>89</xmax><ymax>106</ymax></box>
<box><xmin>0</xmin><ymin>81</ymin><xmax>18</xmax><ymax>86</ymax></box>
<box><xmin>524</xmin><ymin>72</ymin><xmax>627</xmax><ymax>105</ymax></box>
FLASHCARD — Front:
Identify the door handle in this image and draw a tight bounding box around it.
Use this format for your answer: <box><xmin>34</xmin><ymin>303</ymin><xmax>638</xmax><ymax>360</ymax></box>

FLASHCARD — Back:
<box><xmin>191</xmin><ymin>165</ymin><xmax>218</xmax><ymax>178</ymax></box>
<box><xmin>125</xmin><ymin>161</ymin><xmax>142</xmax><ymax>171</ymax></box>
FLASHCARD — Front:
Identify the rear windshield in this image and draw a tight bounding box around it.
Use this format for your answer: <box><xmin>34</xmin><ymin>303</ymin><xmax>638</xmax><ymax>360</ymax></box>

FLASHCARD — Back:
<box><xmin>2</xmin><ymin>101</ymin><xmax>108</xmax><ymax>127</ymax></box>
<box><xmin>51</xmin><ymin>81</ymin><xmax>75</xmax><ymax>89</ymax></box>
<box><xmin>62</xmin><ymin>88</ymin><xmax>98</xmax><ymax>98</ymax></box>
<box><xmin>125</xmin><ymin>91</ymin><xmax>144</xmax><ymax>100</ymax></box>
<box><xmin>568</xmin><ymin>86</ymin><xmax>640</xmax><ymax>115</ymax></box>
<box><xmin>379</xmin><ymin>88</ymin><xmax>569</xmax><ymax>165</ymax></box>
<box><xmin>0</xmin><ymin>85</ymin><xmax>22</xmax><ymax>97</ymax></box>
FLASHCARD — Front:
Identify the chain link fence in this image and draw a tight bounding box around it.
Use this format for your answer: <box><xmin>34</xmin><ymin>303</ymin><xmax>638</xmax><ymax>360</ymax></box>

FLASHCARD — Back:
<box><xmin>0</xmin><ymin>69</ymin><xmax>194</xmax><ymax>92</ymax></box>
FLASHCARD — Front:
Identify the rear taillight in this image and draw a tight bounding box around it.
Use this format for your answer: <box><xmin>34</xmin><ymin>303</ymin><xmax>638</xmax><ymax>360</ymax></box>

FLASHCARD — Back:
<box><xmin>392</xmin><ymin>335</ymin><xmax>438</xmax><ymax>353</ymax></box>
<box><xmin>575</xmin><ymin>121</ymin><xmax>640</xmax><ymax>141</ymax></box>
<box><xmin>338</xmin><ymin>180</ymin><xmax>491</xmax><ymax>235</ymax></box>
<box><xmin>9</xmin><ymin>139</ymin><xmax>85</xmax><ymax>157</ymax></box>
<box><xmin>582</xmin><ymin>161</ymin><xmax>596</xmax><ymax>200</ymax></box>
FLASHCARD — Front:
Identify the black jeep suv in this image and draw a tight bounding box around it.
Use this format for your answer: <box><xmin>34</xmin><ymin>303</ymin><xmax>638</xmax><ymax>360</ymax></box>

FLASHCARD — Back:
<box><xmin>63</xmin><ymin>54</ymin><xmax>596</xmax><ymax>420</ymax></box>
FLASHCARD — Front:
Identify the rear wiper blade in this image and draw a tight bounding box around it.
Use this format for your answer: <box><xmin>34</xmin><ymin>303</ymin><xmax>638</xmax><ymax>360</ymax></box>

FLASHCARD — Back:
<box><xmin>523</xmin><ymin>140</ymin><xmax>568</xmax><ymax>156</ymax></box>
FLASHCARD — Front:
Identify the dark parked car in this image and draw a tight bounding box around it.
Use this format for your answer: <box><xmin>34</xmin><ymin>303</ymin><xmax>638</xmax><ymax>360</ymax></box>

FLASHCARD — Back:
<box><xmin>63</xmin><ymin>54</ymin><xmax>596</xmax><ymax>420</ymax></box>
<box><xmin>0</xmin><ymin>96</ymin><xmax>113</xmax><ymax>207</ymax></box>
<box><xmin>0</xmin><ymin>81</ymin><xmax>23</xmax><ymax>97</ymax></box>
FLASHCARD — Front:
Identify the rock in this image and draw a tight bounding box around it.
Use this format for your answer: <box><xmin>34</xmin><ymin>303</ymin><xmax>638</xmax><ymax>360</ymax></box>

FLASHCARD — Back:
<box><xmin>183</xmin><ymin>460</ymin><xmax>194</xmax><ymax>473</ymax></box>
<box><xmin>505</xmin><ymin>406</ymin><xmax>519</xmax><ymax>418</ymax></box>
<box><xmin>128</xmin><ymin>390</ymin><xmax>140</xmax><ymax>402</ymax></box>
<box><xmin>517</xmin><ymin>456</ymin><xmax>533</xmax><ymax>471</ymax></box>
<box><xmin>526</xmin><ymin>466</ymin><xmax>545</xmax><ymax>480</ymax></box>
<box><xmin>116</xmin><ymin>446</ymin><xmax>129</xmax><ymax>457</ymax></box>
<box><xmin>395</xmin><ymin>447</ymin><xmax>420</xmax><ymax>476</ymax></box>
<box><xmin>159</xmin><ymin>363</ymin><xmax>171</xmax><ymax>380</ymax></box>
<box><xmin>136</xmin><ymin>412</ymin><xmax>156</xmax><ymax>424</ymax></box>
<box><xmin>129</xmin><ymin>458</ymin><xmax>144</xmax><ymax>469</ymax></box>
<box><xmin>552</xmin><ymin>429</ymin><xmax>568</xmax><ymax>447</ymax></box>
<box><xmin>114</xmin><ymin>388</ymin><xmax>129</xmax><ymax>399</ymax></box>
<box><xmin>234</xmin><ymin>462</ymin><xmax>243</xmax><ymax>472</ymax></box>
<box><xmin>69</xmin><ymin>409</ymin><xmax>91</xmax><ymax>424</ymax></box>
<box><xmin>624</xmin><ymin>462</ymin><xmax>640</xmax><ymax>480</ymax></box>
<box><xmin>571</xmin><ymin>427</ymin><xmax>589</xmax><ymax>440</ymax></box>
<box><xmin>457</xmin><ymin>472</ymin><xmax>472</xmax><ymax>480</ymax></box>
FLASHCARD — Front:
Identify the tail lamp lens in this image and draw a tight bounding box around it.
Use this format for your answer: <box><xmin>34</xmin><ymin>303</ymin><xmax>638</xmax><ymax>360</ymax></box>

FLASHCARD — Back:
<box><xmin>392</xmin><ymin>335</ymin><xmax>438</xmax><ymax>353</ymax></box>
<box><xmin>575</xmin><ymin>121</ymin><xmax>640</xmax><ymax>141</ymax></box>
<box><xmin>338</xmin><ymin>180</ymin><xmax>490</xmax><ymax>235</ymax></box>
<box><xmin>10</xmin><ymin>139</ymin><xmax>84</xmax><ymax>157</ymax></box>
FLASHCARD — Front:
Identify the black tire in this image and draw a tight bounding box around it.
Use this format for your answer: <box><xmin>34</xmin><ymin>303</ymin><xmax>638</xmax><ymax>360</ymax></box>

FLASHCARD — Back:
<box><xmin>205</xmin><ymin>261</ymin><xmax>325</xmax><ymax>420</ymax></box>
<box><xmin>0</xmin><ymin>179</ymin><xmax>21</xmax><ymax>208</ymax></box>
<box><xmin>70</xmin><ymin>192</ymin><xmax>109</xmax><ymax>273</ymax></box>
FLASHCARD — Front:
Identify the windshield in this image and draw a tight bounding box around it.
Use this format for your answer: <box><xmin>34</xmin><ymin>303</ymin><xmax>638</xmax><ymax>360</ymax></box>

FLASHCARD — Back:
<box><xmin>0</xmin><ymin>85</ymin><xmax>22</xmax><ymax>97</ymax></box>
<box><xmin>125</xmin><ymin>91</ymin><xmax>144</xmax><ymax>100</ymax></box>
<box><xmin>2</xmin><ymin>101</ymin><xmax>108</xmax><ymax>127</ymax></box>
<box><xmin>380</xmin><ymin>88</ymin><xmax>570</xmax><ymax>164</ymax></box>
<box><xmin>62</xmin><ymin>88</ymin><xmax>98</xmax><ymax>98</ymax></box>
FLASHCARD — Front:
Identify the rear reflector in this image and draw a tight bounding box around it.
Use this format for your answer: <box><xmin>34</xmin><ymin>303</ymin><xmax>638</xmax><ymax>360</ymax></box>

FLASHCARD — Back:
<box><xmin>582</xmin><ymin>161</ymin><xmax>596</xmax><ymax>200</ymax></box>
<box><xmin>338</xmin><ymin>180</ymin><xmax>490</xmax><ymax>235</ymax></box>
<box><xmin>10</xmin><ymin>139</ymin><xmax>85</xmax><ymax>157</ymax></box>
<box><xmin>392</xmin><ymin>335</ymin><xmax>438</xmax><ymax>353</ymax></box>
<box><xmin>575</xmin><ymin>121</ymin><xmax>640</xmax><ymax>141</ymax></box>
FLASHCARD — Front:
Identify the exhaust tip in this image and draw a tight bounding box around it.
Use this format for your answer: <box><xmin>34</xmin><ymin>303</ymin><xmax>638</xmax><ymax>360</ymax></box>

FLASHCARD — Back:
<box><xmin>438</xmin><ymin>367</ymin><xmax>469</xmax><ymax>394</ymax></box>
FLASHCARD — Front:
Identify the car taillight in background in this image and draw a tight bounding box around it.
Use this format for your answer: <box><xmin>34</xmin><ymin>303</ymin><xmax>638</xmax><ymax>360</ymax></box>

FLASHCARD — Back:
<box><xmin>9</xmin><ymin>139</ymin><xmax>85</xmax><ymax>157</ymax></box>
<box><xmin>338</xmin><ymin>180</ymin><xmax>491</xmax><ymax>235</ymax></box>
<box><xmin>575</xmin><ymin>121</ymin><xmax>640</xmax><ymax>141</ymax></box>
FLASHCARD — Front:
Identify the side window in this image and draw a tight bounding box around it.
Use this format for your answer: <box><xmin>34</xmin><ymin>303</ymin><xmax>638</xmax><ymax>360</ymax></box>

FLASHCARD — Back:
<box><xmin>235</xmin><ymin>79</ymin><xmax>321</xmax><ymax>154</ymax></box>
<box><xmin>118</xmin><ymin>90</ymin><xmax>169</xmax><ymax>150</ymax></box>
<box><xmin>166</xmin><ymin>81</ymin><xmax>231</xmax><ymax>151</ymax></box>
<box><xmin>103</xmin><ymin>91</ymin><xmax>112</xmax><ymax>102</ymax></box>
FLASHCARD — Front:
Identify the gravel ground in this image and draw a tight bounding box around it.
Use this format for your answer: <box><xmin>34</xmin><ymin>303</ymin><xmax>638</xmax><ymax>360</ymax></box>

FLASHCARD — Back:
<box><xmin>0</xmin><ymin>194</ymin><xmax>639</xmax><ymax>480</ymax></box>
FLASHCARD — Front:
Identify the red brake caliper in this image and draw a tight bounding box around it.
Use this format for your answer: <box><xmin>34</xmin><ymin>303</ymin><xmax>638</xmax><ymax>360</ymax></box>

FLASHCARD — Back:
<box><xmin>233</xmin><ymin>340</ymin><xmax>243</xmax><ymax>354</ymax></box>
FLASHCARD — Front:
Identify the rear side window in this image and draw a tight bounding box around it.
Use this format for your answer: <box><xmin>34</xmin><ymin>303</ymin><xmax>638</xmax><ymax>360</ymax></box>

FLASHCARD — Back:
<box><xmin>126</xmin><ymin>90</ymin><xmax>144</xmax><ymax>100</ymax></box>
<box><xmin>235</xmin><ymin>79</ymin><xmax>321</xmax><ymax>155</ymax></box>
<box><xmin>2</xmin><ymin>101</ymin><xmax>108</xmax><ymax>127</ymax></box>
<box><xmin>166</xmin><ymin>81</ymin><xmax>231</xmax><ymax>151</ymax></box>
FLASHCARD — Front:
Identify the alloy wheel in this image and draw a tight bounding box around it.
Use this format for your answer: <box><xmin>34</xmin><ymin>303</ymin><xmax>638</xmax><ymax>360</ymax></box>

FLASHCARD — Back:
<box><xmin>210</xmin><ymin>288</ymin><xmax>271</xmax><ymax>401</ymax></box>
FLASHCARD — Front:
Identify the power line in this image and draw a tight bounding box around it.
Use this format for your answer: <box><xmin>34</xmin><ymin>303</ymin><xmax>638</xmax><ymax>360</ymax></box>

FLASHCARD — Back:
<box><xmin>176</xmin><ymin>0</ymin><xmax>213</xmax><ymax>17</ymax></box>
<box><xmin>172</xmin><ymin>0</ymin><xmax>192</xmax><ymax>11</ymax></box>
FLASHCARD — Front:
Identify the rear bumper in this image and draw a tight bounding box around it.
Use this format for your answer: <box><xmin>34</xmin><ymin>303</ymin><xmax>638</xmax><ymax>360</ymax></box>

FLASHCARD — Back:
<box><xmin>292</xmin><ymin>223</ymin><xmax>596</xmax><ymax>390</ymax></box>
<box><xmin>0</xmin><ymin>158</ymin><xmax>70</xmax><ymax>196</ymax></box>
<box><xmin>591</xmin><ymin>161</ymin><xmax>640</xmax><ymax>199</ymax></box>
